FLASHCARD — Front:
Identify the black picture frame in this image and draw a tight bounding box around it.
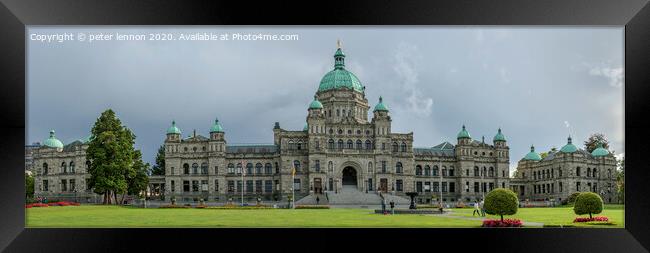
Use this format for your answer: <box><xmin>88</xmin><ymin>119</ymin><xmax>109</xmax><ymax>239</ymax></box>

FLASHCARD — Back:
<box><xmin>1</xmin><ymin>0</ymin><xmax>649</xmax><ymax>252</ymax></box>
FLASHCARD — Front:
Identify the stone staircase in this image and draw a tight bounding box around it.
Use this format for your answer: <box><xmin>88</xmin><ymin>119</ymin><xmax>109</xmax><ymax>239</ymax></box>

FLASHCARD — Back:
<box><xmin>325</xmin><ymin>185</ymin><xmax>410</xmax><ymax>205</ymax></box>
<box><xmin>295</xmin><ymin>193</ymin><xmax>329</xmax><ymax>205</ymax></box>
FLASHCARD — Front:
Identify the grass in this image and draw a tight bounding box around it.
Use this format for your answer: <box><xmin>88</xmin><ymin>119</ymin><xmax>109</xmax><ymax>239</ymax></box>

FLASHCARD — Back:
<box><xmin>450</xmin><ymin>204</ymin><xmax>624</xmax><ymax>228</ymax></box>
<box><xmin>25</xmin><ymin>204</ymin><xmax>624</xmax><ymax>228</ymax></box>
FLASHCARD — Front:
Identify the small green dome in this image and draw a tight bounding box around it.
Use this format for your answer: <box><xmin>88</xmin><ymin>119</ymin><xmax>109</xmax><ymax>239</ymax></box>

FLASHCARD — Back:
<box><xmin>210</xmin><ymin>118</ymin><xmax>224</xmax><ymax>133</ymax></box>
<box><xmin>493</xmin><ymin>128</ymin><xmax>506</xmax><ymax>142</ymax></box>
<box><xmin>523</xmin><ymin>145</ymin><xmax>542</xmax><ymax>161</ymax></box>
<box><xmin>373</xmin><ymin>96</ymin><xmax>389</xmax><ymax>112</ymax></box>
<box><xmin>309</xmin><ymin>96</ymin><xmax>323</xmax><ymax>109</ymax></box>
<box><xmin>560</xmin><ymin>136</ymin><xmax>578</xmax><ymax>153</ymax></box>
<box><xmin>167</xmin><ymin>121</ymin><xmax>181</xmax><ymax>134</ymax></box>
<box><xmin>43</xmin><ymin>130</ymin><xmax>64</xmax><ymax>149</ymax></box>
<box><xmin>591</xmin><ymin>143</ymin><xmax>610</xmax><ymax>157</ymax></box>
<box><xmin>317</xmin><ymin>47</ymin><xmax>364</xmax><ymax>93</ymax></box>
<box><xmin>457</xmin><ymin>125</ymin><xmax>471</xmax><ymax>139</ymax></box>
<box><xmin>303</xmin><ymin>123</ymin><xmax>308</xmax><ymax>131</ymax></box>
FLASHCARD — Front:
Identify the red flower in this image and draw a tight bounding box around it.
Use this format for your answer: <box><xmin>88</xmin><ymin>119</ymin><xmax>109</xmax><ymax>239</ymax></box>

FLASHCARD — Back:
<box><xmin>482</xmin><ymin>219</ymin><xmax>523</xmax><ymax>227</ymax></box>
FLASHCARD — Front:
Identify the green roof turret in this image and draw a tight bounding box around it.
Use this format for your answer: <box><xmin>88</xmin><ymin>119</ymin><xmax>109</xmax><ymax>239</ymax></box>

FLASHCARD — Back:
<box><xmin>591</xmin><ymin>143</ymin><xmax>610</xmax><ymax>157</ymax></box>
<box><xmin>309</xmin><ymin>96</ymin><xmax>323</xmax><ymax>109</ymax></box>
<box><xmin>523</xmin><ymin>145</ymin><xmax>542</xmax><ymax>161</ymax></box>
<box><xmin>457</xmin><ymin>125</ymin><xmax>471</xmax><ymax>139</ymax></box>
<box><xmin>560</xmin><ymin>136</ymin><xmax>578</xmax><ymax>153</ymax></box>
<box><xmin>42</xmin><ymin>130</ymin><xmax>64</xmax><ymax>149</ymax></box>
<box><xmin>373</xmin><ymin>96</ymin><xmax>389</xmax><ymax>112</ymax></box>
<box><xmin>493</xmin><ymin>128</ymin><xmax>506</xmax><ymax>142</ymax></box>
<box><xmin>210</xmin><ymin>118</ymin><xmax>224</xmax><ymax>133</ymax></box>
<box><xmin>167</xmin><ymin>120</ymin><xmax>181</xmax><ymax>134</ymax></box>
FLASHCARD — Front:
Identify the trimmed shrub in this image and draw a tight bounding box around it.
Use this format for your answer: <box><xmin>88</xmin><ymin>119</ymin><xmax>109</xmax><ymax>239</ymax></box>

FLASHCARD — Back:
<box><xmin>567</xmin><ymin>192</ymin><xmax>582</xmax><ymax>205</ymax></box>
<box><xmin>484</xmin><ymin>188</ymin><xmax>519</xmax><ymax>221</ymax></box>
<box><xmin>573</xmin><ymin>192</ymin><xmax>604</xmax><ymax>219</ymax></box>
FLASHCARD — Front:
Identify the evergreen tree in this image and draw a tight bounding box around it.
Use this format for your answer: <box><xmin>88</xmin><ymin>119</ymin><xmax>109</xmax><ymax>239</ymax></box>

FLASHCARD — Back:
<box><xmin>25</xmin><ymin>172</ymin><xmax>35</xmax><ymax>200</ymax></box>
<box><xmin>125</xmin><ymin>150</ymin><xmax>150</xmax><ymax>202</ymax></box>
<box><xmin>151</xmin><ymin>145</ymin><xmax>165</xmax><ymax>176</ymax></box>
<box><xmin>584</xmin><ymin>133</ymin><xmax>609</xmax><ymax>153</ymax></box>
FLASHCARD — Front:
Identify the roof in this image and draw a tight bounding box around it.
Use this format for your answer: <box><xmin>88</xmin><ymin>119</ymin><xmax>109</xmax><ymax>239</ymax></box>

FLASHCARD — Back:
<box><xmin>309</xmin><ymin>96</ymin><xmax>323</xmax><ymax>109</ymax></box>
<box><xmin>183</xmin><ymin>135</ymin><xmax>209</xmax><ymax>142</ymax></box>
<box><xmin>62</xmin><ymin>140</ymin><xmax>84</xmax><ymax>152</ymax></box>
<box><xmin>493</xmin><ymin>128</ymin><xmax>506</xmax><ymax>142</ymax></box>
<box><xmin>210</xmin><ymin>118</ymin><xmax>224</xmax><ymax>133</ymax></box>
<box><xmin>226</xmin><ymin>144</ymin><xmax>279</xmax><ymax>154</ymax></box>
<box><xmin>318</xmin><ymin>47</ymin><xmax>364</xmax><ymax>93</ymax></box>
<box><xmin>373</xmin><ymin>96</ymin><xmax>389</xmax><ymax>112</ymax></box>
<box><xmin>457</xmin><ymin>125</ymin><xmax>470</xmax><ymax>139</ymax></box>
<box><xmin>167</xmin><ymin>121</ymin><xmax>181</xmax><ymax>134</ymax></box>
<box><xmin>414</xmin><ymin>141</ymin><xmax>456</xmax><ymax>156</ymax></box>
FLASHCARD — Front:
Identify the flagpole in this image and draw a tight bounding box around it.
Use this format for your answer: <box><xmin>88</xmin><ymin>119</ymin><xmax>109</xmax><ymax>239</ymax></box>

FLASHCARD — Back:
<box><xmin>241</xmin><ymin>160</ymin><xmax>245</xmax><ymax>206</ymax></box>
<box><xmin>439</xmin><ymin>160</ymin><xmax>443</xmax><ymax>208</ymax></box>
<box><xmin>292</xmin><ymin>163</ymin><xmax>296</xmax><ymax>209</ymax></box>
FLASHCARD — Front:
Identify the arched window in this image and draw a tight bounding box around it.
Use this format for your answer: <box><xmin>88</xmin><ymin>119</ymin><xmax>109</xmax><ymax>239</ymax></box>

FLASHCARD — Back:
<box><xmin>337</xmin><ymin>140</ymin><xmax>344</xmax><ymax>149</ymax></box>
<box><xmin>328</xmin><ymin>161</ymin><xmax>334</xmax><ymax>173</ymax></box>
<box><xmin>482</xmin><ymin>167</ymin><xmax>487</xmax><ymax>177</ymax></box>
<box><xmin>365</xmin><ymin>140</ymin><xmax>372</xmax><ymax>150</ymax></box>
<box><xmin>356</xmin><ymin>140</ymin><xmax>362</xmax><ymax>150</ymax></box>
<box><xmin>328</xmin><ymin>139</ymin><xmax>335</xmax><ymax>149</ymax></box>
<box><xmin>338</xmin><ymin>129</ymin><xmax>343</xmax><ymax>134</ymax></box>
<box><xmin>368</xmin><ymin>162</ymin><xmax>373</xmax><ymax>173</ymax></box>
<box><xmin>85</xmin><ymin>160</ymin><xmax>90</xmax><ymax>169</ymax></box>
<box><xmin>347</xmin><ymin>140</ymin><xmax>354</xmax><ymax>149</ymax></box>
<box><xmin>275</xmin><ymin>162</ymin><xmax>279</xmax><ymax>174</ymax></box>
<box><xmin>192</xmin><ymin>163</ymin><xmax>199</xmax><ymax>174</ymax></box>
<box><xmin>415</xmin><ymin>165</ymin><xmax>422</xmax><ymax>175</ymax></box>
<box><xmin>400</xmin><ymin>142</ymin><xmax>407</xmax><ymax>152</ymax></box>
<box><xmin>293</xmin><ymin>160</ymin><xmax>301</xmax><ymax>171</ymax></box>
<box><xmin>608</xmin><ymin>169</ymin><xmax>612</xmax><ymax>178</ymax></box>
<box><xmin>587</xmin><ymin>168</ymin><xmax>591</xmax><ymax>177</ymax></box>
<box><xmin>61</xmin><ymin>162</ymin><xmax>67</xmax><ymax>173</ymax></box>
<box><xmin>396</xmin><ymin>162</ymin><xmax>403</xmax><ymax>174</ymax></box>
<box><xmin>236</xmin><ymin>163</ymin><xmax>242</xmax><ymax>174</ymax></box>
<box><xmin>288</xmin><ymin>140</ymin><xmax>295</xmax><ymax>150</ymax></box>
<box><xmin>434</xmin><ymin>165</ymin><xmax>439</xmax><ymax>176</ymax></box>
<box><xmin>449</xmin><ymin>166</ymin><xmax>455</xmax><ymax>177</ymax></box>
<box><xmin>255</xmin><ymin>163</ymin><xmax>263</xmax><ymax>174</ymax></box>
<box><xmin>424</xmin><ymin>165</ymin><xmax>431</xmax><ymax>176</ymax></box>
<box><xmin>246</xmin><ymin>163</ymin><xmax>253</xmax><ymax>174</ymax></box>
<box><xmin>474</xmin><ymin>166</ymin><xmax>479</xmax><ymax>177</ymax></box>
<box><xmin>593</xmin><ymin>168</ymin><xmax>597</xmax><ymax>178</ymax></box>
<box><xmin>329</xmin><ymin>128</ymin><xmax>333</xmax><ymax>134</ymax></box>
<box><xmin>392</xmin><ymin>142</ymin><xmax>399</xmax><ymax>152</ymax></box>
<box><xmin>42</xmin><ymin>163</ymin><xmax>48</xmax><ymax>175</ymax></box>
<box><xmin>265</xmin><ymin>163</ymin><xmax>272</xmax><ymax>174</ymax></box>
<box><xmin>228</xmin><ymin>163</ymin><xmax>235</xmax><ymax>174</ymax></box>
<box><xmin>201</xmin><ymin>163</ymin><xmax>208</xmax><ymax>174</ymax></box>
<box><xmin>489</xmin><ymin>167</ymin><xmax>494</xmax><ymax>177</ymax></box>
<box><xmin>69</xmin><ymin>161</ymin><xmax>75</xmax><ymax>173</ymax></box>
<box><xmin>296</xmin><ymin>142</ymin><xmax>302</xmax><ymax>150</ymax></box>
<box><xmin>442</xmin><ymin>166</ymin><xmax>447</xmax><ymax>177</ymax></box>
<box><xmin>183</xmin><ymin>163</ymin><xmax>190</xmax><ymax>174</ymax></box>
<box><xmin>576</xmin><ymin>167</ymin><xmax>581</xmax><ymax>177</ymax></box>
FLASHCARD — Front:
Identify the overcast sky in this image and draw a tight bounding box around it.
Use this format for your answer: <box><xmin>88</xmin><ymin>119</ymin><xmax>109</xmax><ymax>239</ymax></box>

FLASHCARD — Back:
<box><xmin>27</xmin><ymin>27</ymin><xmax>624</xmax><ymax>173</ymax></box>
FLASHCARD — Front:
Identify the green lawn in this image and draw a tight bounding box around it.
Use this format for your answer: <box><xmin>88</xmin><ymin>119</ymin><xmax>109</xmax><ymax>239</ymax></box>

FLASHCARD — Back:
<box><xmin>451</xmin><ymin>204</ymin><xmax>624</xmax><ymax>228</ymax></box>
<box><xmin>25</xmin><ymin>205</ymin><xmax>624</xmax><ymax>228</ymax></box>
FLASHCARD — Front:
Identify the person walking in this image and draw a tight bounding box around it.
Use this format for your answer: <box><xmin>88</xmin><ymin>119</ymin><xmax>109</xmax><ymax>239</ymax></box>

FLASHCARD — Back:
<box><xmin>473</xmin><ymin>200</ymin><xmax>480</xmax><ymax>216</ymax></box>
<box><xmin>480</xmin><ymin>199</ymin><xmax>486</xmax><ymax>217</ymax></box>
<box><xmin>316</xmin><ymin>196</ymin><xmax>320</xmax><ymax>205</ymax></box>
<box><xmin>389</xmin><ymin>200</ymin><xmax>395</xmax><ymax>215</ymax></box>
<box><xmin>381</xmin><ymin>198</ymin><xmax>387</xmax><ymax>215</ymax></box>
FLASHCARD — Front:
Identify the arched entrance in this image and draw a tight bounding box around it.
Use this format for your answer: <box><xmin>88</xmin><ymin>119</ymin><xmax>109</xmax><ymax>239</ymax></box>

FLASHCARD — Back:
<box><xmin>342</xmin><ymin>167</ymin><xmax>358</xmax><ymax>186</ymax></box>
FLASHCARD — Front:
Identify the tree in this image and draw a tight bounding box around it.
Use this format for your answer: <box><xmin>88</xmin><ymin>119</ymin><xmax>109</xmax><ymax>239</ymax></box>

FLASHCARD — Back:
<box><xmin>25</xmin><ymin>172</ymin><xmax>34</xmax><ymax>200</ymax></box>
<box><xmin>574</xmin><ymin>192</ymin><xmax>604</xmax><ymax>218</ymax></box>
<box><xmin>567</xmin><ymin>192</ymin><xmax>582</xmax><ymax>205</ymax></box>
<box><xmin>617</xmin><ymin>157</ymin><xmax>625</xmax><ymax>204</ymax></box>
<box><xmin>125</xmin><ymin>150</ymin><xmax>149</xmax><ymax>202</ymax></box>
<box><xmin>584</xmin><ymin>133</ymin><xmax>609</xmax><ymax>153</ymax></box>
<box><xmin>86</xmin><ymin>109</ymin><xmax>139</xmax><ymax>205</ymax></box>
<box><xmin>484</xmin><ymin>188</ymin><xmax>519</xmax><ymax>221</ymax></box>
<box><xmin>151</xmin><ymin>145</ymin><xmax>165</xmax><ymax>176</ymax></box>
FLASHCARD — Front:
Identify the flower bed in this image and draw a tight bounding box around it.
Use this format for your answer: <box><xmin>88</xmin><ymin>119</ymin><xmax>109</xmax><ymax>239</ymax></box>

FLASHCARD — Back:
<box><xmin>26</xmin><ymin>201</ymin><xmax>80</xmax><ymax>208</ymax></box>
<box><xmin>573</xmin><ymin>216</ymin><xmax>609</xmax><ymax>223</ymax></box>
<box><xmin>25</xmin><ymin>203</ymin><xmax>49</xmax><ymax>208</ymax></box>
<box><xmin>208</xmin><ymin>205</ymin><xmax>274</xmax><ymax>209</ymax></box>
<box><xmin>295</xmin><ymin>205</ymin><xmax>330</xmax><ymax>209</ymax></box>
<box><xmin>482</xmin><ymin>219</ymin><xmax>523</xmax><ymax>227</ymax></box>
<box><xmin>159</xmin><ymin>204</ymin><xmax>192</xmax><ymax>209</ymax></box>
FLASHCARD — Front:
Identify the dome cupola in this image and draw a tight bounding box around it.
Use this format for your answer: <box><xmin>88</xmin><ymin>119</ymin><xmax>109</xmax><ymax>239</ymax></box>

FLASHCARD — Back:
<box><xmin>493</xmin><ymin>128</ymin><xmax>506</xmax><ymax>142</ymax></box>
<box><xmin>523</xmin><ymin>145</ymin><xmax>542</xmax><ymax>161</ymax></box>
<box><xmin>309</xmin><ymin>96</ymin><xmax>323</xmax><ymax>109</ymax></box>
<box><xmin>317</xmin><ymin>41</ymin><xmax>364</xmax><ymax>93</ymax></box>
<box><xmin>166</xmin><ymin>120</ymin><xmax>181</xmax><ymax>134</ymax></box>
<box><xmin>373</xmin><ymin>96</ymin><xmax>389</xmax><ymax>112</ymax></box>
<box><xmin>591</xmin><ymin>143</ymin><xmax>610</xmax><ymax>157</ymax></box>
<box><xmin>560</xmin><ymin>136</ymin><xmax>578</xmax><ymax>153</ymax></box>
<box><xmin>210</xmin><ymin>118</ymin><xmax>224</xmax><ymax>133</ymax></box>
<box><xmin>43</xmin><ymin>130</ymin><xmax>64</xmax><ymax>149</ymax></box>
<box><xmin>457</xmin><ymin>125</ymin><xmax>471</xmax><ymax>139</ymax></box>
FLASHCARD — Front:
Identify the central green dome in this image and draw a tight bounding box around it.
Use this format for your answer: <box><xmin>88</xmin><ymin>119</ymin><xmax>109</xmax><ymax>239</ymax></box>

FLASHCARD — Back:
<box><xmin>560</xmin><ymin>136</ymin><xmax>578</xmax><ymax>153</ymax></box>
<box><xmin>43</xmin><ymin>130</ymin><xmax>64</xmax><ymax>149</ymax></box>
<box><xmin>317</xmin><ymin>47</ymin><xmax>364</xmax><ymax>93</ymax></box>
<box><xmin>523</xmin><ymin>145</ymin><xmax>542</xmax><ymax>161</ymax></box>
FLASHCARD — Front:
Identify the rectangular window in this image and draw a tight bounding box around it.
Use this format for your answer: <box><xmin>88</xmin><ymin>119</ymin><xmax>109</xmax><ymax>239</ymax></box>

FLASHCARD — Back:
<box><xmin>192</xmin><ymin>180</ymin><xmax>199</xmax><ymax>192</ymax></box>
<box><xmin>576</xmin><ymin>182</ymin><xmax>581</xmax><ymax>192</ymax></box>
<box><xmin>368</xmin><ymin>178</ymin><xmax>373</xmax><ymax>191</ymax></box>
<box><xmin>171</xmin><ymin>180</ymin><xmax>175</xmax><ymax>192</ymax></box>
<box><xmin>381</xmin><ymin>161</ymin><xmax>387</xmax><ymax>173</ymax></box>
<box><xmin>449</xmin><ymin>182</ymin><xmax>455</xmax><ymax>193</ymax></box>
<box><xmin>214</xmin><ymin>180</ymin><xmax>219</xmax><ymax>192</ymax></box>
<box><xmin>465</xmin><ymin>181</ymin><xmax>469</xmax><ymax>192</ymax></box>
<box><xmin>214</xmin><ymin>166</ymin><xmax>218</xmax><ymax>175</ymax></box>
<box><xmin>416</xmin><ymin>181</ymin><xmax>423</xmax><ymax>192</ymax></box>
<box><xmin>61</xmin><ymin>179</ymin><xmax>67</xmax><ymax>192</ymax></box>
<box><xmin>396</xmin><ymin>180</ymin><xmax>403</xmax><ymax>192</ymax></box>
<box><xmin>442</xmin><ymin>182</ymin><xmax>448</xmax><ymax>192</ymax></box>
<box><xmin>264</xmin><ymin>180</ymin><xmax>273</xmax><ymax>193</ymax></box>
<box><xmin>482</xmin><ymin>182</ymin><xmax>487</xmax><ymax>193</ymax></box>
<box><xmin>183</xmin><ymin>180</ymin><xmax>190</xmax><ymax>192</ymax></box>
<box><xmin>69</xmin><ymin>179</ymin><xmax>76</xmax><ymax>192</ymax></box>
<box><xmin>474</xmin><ymin>182</ymin><xmax>479</xmax><ymax>192</ymax></box>
<box><xmin>43</xmin><ymin>180</ymin><xmax>49</xmax><ymax>191</ymax></box>
<box><xmin>433</xmin><ymin>182</ymin><xmax>439</xmax><ymax>193</ymax></box>
<box><xmin>489</xmin><ymin>182</ymin><xmax>494</xmax><ymax>192</ymax></box>
<box><xmin>315</xmin><ymin>160</ymin><xmax>320</xmax><ymax>172</ymax></box>
<box><xmin>293</xmin><ymin>179</ymin><xmax>301</xmax><ymax>192</ymax></box>
<box><xmin>559</xmin><ymin>182</ymin><xmax>563</xmax><ymax>192</ymax></box>
<box><xmin>246</xmin><ymin>180</ymin><xmax>254</xmax><ymax>193</ymax></box>
<box><xmin>237</xmin><ymin>180</ymin><xmax>242</xmax><ymax>193</ymax></box>
<box><xmin>424</xmin><ymin>182</ymin><xmax>431</xmax><ymax>192</ymax></box>
<box><xmin>201</xmin><ymin>180</ymin><xmax>208</xmax><ymax>192</ymax></box>
<box><xmin>228</xmin><ymin>180</ymin><xmax>235</xmax><ymax>193</ymax></box>
<box><xmin>255</xmin><ymin>180</ymin><xmax>263</xmax><ymax>193</ymax></box>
